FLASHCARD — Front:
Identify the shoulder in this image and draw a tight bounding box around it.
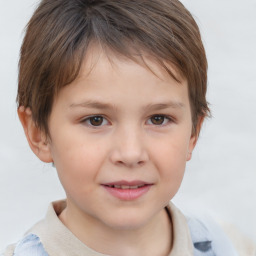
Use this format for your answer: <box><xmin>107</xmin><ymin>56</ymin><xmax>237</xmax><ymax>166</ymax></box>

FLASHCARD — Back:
<box><xmin>2</xmin><ymin>234</ymin><xmax>48</xmax><ymax>256</ymax></box>
<box><xmin>187</xmin><ymin>216</ymin><xmax>239</xmax><ymax>256</ymax></box>
<box><xmin>187</xmin><ymin>215</ymin><xmax>256</xmax><ymax>256</ymax></box>
<box><xmin>221</xmin><ymin>222</ymin><xmax>256</xmax><ymax>256</ymax></box>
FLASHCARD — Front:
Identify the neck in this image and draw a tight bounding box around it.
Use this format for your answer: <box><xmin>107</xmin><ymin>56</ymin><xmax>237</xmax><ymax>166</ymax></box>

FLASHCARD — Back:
<box><xmin>59</xmin><ymin>203</ymin><xmax>172</xmax><ymax>256</ymax></box>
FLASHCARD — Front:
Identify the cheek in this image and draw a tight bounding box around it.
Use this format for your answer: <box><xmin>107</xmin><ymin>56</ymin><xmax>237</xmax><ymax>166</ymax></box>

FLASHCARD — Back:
<box><xmin>151</xmin><ymin>134</ymin><xmax>190</xmax><ymax>167</ymax></box>
<box><xmin>50</xmin><ymin>138</ymin><xmax>105</xmax><ymax>193</ymax></box>
<box><xmin>156</xmin><ymin>145</ymin><xmax>187</xmax><ymax>201</ymax></box>
<box><xmin>150</xmin><ymin>134</ymin><xmax>189</xmax><ymax>185</ymax></box>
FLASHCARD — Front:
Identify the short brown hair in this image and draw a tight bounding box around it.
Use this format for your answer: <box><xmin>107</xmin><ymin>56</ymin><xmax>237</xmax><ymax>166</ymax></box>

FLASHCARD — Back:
<box><xmin>18</xmin><ymin>0</ymin><xmax>209</xmax><ymax>136</ymax></box>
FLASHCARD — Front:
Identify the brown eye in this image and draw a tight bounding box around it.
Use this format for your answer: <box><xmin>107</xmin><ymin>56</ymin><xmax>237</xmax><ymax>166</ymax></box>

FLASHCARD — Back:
<box><xmin>89</xmin><ymin>116</ymin><xmax>104</xmax><ymax>126</ymax></box>
<box><xmin>150</xmin><ymin>115</ymin><xmax>166</xmax><ymax>125</ymax></box>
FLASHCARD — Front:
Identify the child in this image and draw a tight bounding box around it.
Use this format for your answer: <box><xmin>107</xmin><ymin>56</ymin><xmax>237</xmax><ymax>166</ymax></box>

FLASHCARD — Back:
<box><xmin>2</xmin><ymin>0</ymin><xmax>255</xmax><ymax>255</ymax></box>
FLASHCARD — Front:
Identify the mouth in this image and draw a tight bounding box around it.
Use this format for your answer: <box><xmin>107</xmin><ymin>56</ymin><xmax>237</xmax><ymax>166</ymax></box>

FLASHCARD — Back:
<box><xmin>102</xmin><ymin>181</ymin><xmax>152</xmax><ymax>200</ymax></box>
<box><xmin>104</xmin><ymin>184</ymin><xmax>147</xmax><ymax>189</ymax></box>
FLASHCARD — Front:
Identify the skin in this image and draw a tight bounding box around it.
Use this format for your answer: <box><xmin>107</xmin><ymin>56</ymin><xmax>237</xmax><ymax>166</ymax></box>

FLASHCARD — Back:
<box><xmin>19</xmin><ymin>48</ymin><xmax>201</xmax><ymax>256</ymax></box>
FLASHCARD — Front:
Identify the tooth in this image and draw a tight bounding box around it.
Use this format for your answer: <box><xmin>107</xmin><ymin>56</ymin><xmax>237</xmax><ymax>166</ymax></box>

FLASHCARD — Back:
<box><xmin>121</xmin><ymin>185</ymin><xmax>130</xmax><ymax>189</ymax></box>
<box><xmin>110</xmin><ymin>184</ymin><xmax>146</xmax><ymax>189</ymax></box>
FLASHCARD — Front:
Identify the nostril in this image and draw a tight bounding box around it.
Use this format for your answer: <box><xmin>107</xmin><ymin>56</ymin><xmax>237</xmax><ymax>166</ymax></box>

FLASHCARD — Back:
<box><xmin>116</xmin><ymin>160</ymin><xmax>124</xmax><ymax>166</ymax></box>
<box><xmin>114</xmin><ymin>160</ymin><xmax>145</xmax><ymax>167</ymax></box>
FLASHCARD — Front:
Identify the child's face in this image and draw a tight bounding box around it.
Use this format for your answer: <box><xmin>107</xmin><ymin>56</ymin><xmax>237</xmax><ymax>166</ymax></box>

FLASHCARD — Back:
<box><xmin>47</xmin><ymin>49</ymin><xmax>197</xmax><ymax>230</ymax></box>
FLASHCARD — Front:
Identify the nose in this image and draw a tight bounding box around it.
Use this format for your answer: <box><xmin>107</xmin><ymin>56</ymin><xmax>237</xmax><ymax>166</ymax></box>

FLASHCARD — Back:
<box><xmin>109</xmin><ymin>127</ymin><xmax>149</xmax><ymax>168</ymax></box>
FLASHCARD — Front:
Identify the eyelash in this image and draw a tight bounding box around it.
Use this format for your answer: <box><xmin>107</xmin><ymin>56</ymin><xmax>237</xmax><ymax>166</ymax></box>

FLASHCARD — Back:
<box><xmin>146</xmin><ymin>115</ymin><xmax>173</xmax><ymax>126</ymax></box>
<box><xmin>81</xmin><ymin>115</ymin><xmax>109</xmax><ymax>127</ymax></box>
<box><xmin>81</xmin><ymin>114</ymin><xmax>174</xmax><ymax>128</ymax></box>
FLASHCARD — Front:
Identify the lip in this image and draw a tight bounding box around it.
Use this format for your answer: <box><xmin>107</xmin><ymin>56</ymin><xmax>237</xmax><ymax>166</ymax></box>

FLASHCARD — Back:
<box><xmin>102</xmin><ymin>180</ymin><xmax>153</xmax><ymax>201</ymax></box>
<box><xmin>103</xmin><ymin>180</ymin><xmax>150</xmax><ymax>187</ymax></box>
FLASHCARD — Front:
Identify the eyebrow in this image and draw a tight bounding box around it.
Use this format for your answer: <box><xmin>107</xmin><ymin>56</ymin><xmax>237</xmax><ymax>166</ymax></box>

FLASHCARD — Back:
<box><xmin>69</xmin><ymin>101</ymin><xmax>115</xmax><ymax>110</ymax></box>
<box><xmin>69</xmin><ymin>100</ymin><xmax>185</xmax><ymax>111</ymax></box>
<box><xmin>144</xmin><ymin>102</ymin><xmax>185</xmax><ymax>111</ymax></box>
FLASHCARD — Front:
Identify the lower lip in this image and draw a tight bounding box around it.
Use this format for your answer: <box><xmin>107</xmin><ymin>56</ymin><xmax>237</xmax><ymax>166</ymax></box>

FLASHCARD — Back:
<box><xmin>102</xmin><ymin>185</ymin><xmax>152</xmax><ymax>201</ymax></box>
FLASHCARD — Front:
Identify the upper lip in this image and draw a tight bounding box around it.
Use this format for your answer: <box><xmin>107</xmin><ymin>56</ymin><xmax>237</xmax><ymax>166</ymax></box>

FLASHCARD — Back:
<box><xmin>102</xmin><ymin>180</ymin><xmax>152</xmax><ymax>186</ymax></box>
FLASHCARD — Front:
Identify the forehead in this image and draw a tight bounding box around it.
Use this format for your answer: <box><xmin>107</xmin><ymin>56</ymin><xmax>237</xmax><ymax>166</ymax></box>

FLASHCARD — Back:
<box><xmin>52</xmin><ymin>45</ymin><xmax>190</xmax><ymax>113</ymax></box>
<box><xmin>75</xmin><ymin>44</ymin><xmax>185</xmax><ymax>86</ymax></box>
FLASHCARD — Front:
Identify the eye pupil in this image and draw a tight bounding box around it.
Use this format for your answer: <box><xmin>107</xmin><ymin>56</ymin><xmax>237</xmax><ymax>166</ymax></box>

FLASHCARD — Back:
<box><xmin>151</xmin><ymin>116</ymin><xmax>164</xmax><ymax>125</ymax></box>
<box><xmin>90</xmin><ymin>116</ymin><xmax>103</xmax><ymax>126</ymax></box>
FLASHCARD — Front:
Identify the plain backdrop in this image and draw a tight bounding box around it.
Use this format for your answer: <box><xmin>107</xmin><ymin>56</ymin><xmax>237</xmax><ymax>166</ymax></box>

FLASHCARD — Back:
<box><xmin>0</xmin><ymin>0</ymin><xmax>255</xmax><ymax>250</ymax></box>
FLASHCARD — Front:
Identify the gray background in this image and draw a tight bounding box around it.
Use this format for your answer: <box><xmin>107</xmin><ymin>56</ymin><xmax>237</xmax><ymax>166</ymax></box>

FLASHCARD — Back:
<box><xmin>0</xmin><ymin>0</ymin><xmax>255</xmax><ymax>250</ymax></box>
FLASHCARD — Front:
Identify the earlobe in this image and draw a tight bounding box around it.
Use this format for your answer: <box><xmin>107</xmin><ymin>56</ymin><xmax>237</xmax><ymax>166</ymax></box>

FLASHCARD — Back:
<box><xmin>186</xmin><ymin>116</ymin><xmax>205</xmax><ymax>161</ymax></box>
<box><xmin>18</xmin><ymin>106</ymin><xmax>53</xmax><ymax>163</ymax></box>
<box><xmin>186</xmin><ymin>151</ymin><xmax>193</xmax><ymax>161</ymax></box>
<box><xmin>186</xmin><ymin>136</ymin><xmax>196</xmax><ymax>161</ymax></box>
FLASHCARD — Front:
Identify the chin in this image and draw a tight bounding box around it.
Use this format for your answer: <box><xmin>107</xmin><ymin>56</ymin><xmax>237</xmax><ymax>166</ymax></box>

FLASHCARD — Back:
<box><xmin>102</xmin><ymin>210</ymin><xmax>155</xmax><ymax>231</ymax></box>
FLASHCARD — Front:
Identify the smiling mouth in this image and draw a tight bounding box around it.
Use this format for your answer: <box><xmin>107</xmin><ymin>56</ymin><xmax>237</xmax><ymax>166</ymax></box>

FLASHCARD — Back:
<box><xmin>102</xmin><ymin>181</ymin><xmax>152</xmax><ymax>200</ymax></box>
<box><xmin>104</xmin><ymin>184</ymin><xmax>146</xmax><ymax>189</ymax></box>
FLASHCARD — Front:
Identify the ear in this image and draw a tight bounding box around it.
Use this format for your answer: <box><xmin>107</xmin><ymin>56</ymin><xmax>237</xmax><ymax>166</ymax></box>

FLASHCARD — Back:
<box><xmin>18</xmin><ymin>106</ymin><xmax>53</xmax><ymax>163</ymax></box>
<box><xmin>186</xmin><ymin>116</ymin><xmax>204</xmax><ymax>161</ymax></box>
